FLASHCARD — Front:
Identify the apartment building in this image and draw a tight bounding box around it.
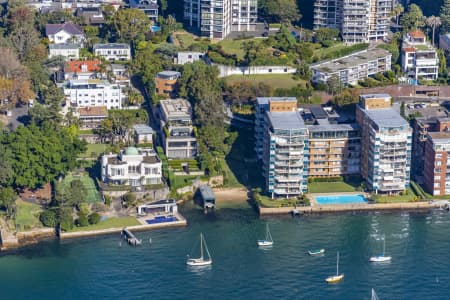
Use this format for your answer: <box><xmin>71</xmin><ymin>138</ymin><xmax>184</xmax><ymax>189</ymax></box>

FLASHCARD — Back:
<box><xmin>254</xmin><ymin>97</ymin><xmax>298</xmax><ymax>160</ymax></box>
<box><xmin>263</xmin><ymin>112</ymin><xmax>309</xmax><ymax>198</ymax></box>
<box><xmin>307</xmin><ymin>124</ymin><xmax>361</xmax><ymax>177</ymax></box>
<box><xmin>155</xmin><ymin>71</ymin><xmax>181</xmax><ymax>98</ymax></box>
<box><xmin>310</xmin><ymin>48</ymin><xmax>392</xmax><ymax>86</ymax></box>
<box><xmin>401</xmin><ymin>30</ymin><xmax>439</xmax><ymax>81</ymax></box>
<box><xmin>93</xmin><ymin>43</ymin><xmax>131</xmax><ymax>61</ymax></box>
<box><xmin>129</xmin><ymin>0</ymin><xmax>158</xmax><ymax>21</ymax></box>
<box><xmin>101</xmin><ymin>147</ymin><xmax>162</xmax><ymax>186</ymax></box>
<box><xmin>356</xmin><ymin>94</ymin><xmax>412</xmax><ymax>194</ymax></box>
<box><xmin>63</xmin><ymin>79</ymin><xmax>124</xmax><ymax>110</ymax></box>
<box><xmin>159</xmin><ymin>99</ymin><xmax>198</xmax><ymax>158</ymax></box>
<box><xmin>63</xmin><ymin>59</ymin><xmax>103</xmax><ymax>80</ymax></box>
<box><xmin>423</xmin><ymin>132</ymin><xmax>450</xmax><ymax>196</ymax></box>
<box><xmin>314</xmin><ymin>0</ymin><xmax>393</xmax><ymax>44</ymax></box>
<box><xmin>412</xmin><ymin>115</ymin><xmax>450</xmax><ymax>182</ymax></box>
<box><xmin>183</xmin><ymin>0</ymin><xmax>257</xmax><ymax>40</ymax></box>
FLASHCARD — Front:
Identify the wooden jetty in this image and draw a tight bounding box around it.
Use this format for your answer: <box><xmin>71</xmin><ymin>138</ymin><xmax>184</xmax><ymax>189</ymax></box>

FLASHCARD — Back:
<box><xmin>121</xmin><ymin>227</ymin><xmax>142</xmax><ymax>246</ymax></box>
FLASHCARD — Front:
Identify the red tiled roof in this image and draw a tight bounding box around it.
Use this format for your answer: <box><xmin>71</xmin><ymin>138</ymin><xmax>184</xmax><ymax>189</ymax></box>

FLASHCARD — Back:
<box><xmin>402</xmin><ymin>47</ymin><xmax>416</xmax><ymax>52</ymax></box>
<box><xmin>409</xmin><ymin>30</ymin><xmax>425</xmax><ymax>38</ymax></box>
<box><xmin>65</xmin><ymin>59</ymin><xmax>102</xmax><ymax>73</ymax></box>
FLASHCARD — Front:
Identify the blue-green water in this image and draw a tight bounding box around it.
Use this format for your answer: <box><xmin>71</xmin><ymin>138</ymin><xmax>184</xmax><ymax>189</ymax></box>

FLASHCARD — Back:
<box><xmin>1</xmin><ymin>203</ymin><xmax>450</xmax><ymax>299</ymax></box>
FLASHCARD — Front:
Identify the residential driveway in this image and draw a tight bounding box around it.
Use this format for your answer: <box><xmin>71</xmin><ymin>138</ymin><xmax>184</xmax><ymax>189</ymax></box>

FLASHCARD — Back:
<box><xmin>4</xmin><ymin>105</ymin><xmax>29</xmax><ymax>129</ymax></box>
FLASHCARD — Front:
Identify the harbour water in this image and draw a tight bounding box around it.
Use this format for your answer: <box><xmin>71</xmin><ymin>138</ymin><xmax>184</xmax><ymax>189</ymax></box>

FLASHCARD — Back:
<box><xmin>1</xmin><ymin>202</ymin><xmax>450</xmax><ymax>299</ymax></box>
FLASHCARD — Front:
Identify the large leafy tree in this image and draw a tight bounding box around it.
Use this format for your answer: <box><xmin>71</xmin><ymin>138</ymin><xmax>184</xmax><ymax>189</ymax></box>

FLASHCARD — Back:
<box><xmin>400</xmin><ymin>4</ymin><xmax>425</xmax><ymax>32</ymax></box>
<box><xmin>111</xmin><ymin>8</ymin><xmax>150</xmax><ymax>43</ymax></box>
<box><xmin>259</xmin><ymin>0</ymin><xmax>301</xmax><ymax>24</ymax></box>
<box><xmin>1</xmin><ymin>124</ymin><xmax>86</xmax><ymax>189</ymax></box>
<box><xmin>441</xmin><ymin>0</ymin><xmax>450</xmax><ymax>33</ymax></box>
<box><xmin>179</xmin><ymin>62</ymin><xmax>232</xmax><ymax>173</ymax></box>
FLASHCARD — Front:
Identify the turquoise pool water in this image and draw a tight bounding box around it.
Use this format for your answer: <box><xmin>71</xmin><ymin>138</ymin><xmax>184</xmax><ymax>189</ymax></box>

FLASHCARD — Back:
<box><xmin>151</xmin><ymin>25</ymin><xmax>161</xmax><ymax>32</ymax></box>
<box><xmin>315</xmin><ymin>194</ymin><xmax>367</xmax><ymax>205</ymax></box>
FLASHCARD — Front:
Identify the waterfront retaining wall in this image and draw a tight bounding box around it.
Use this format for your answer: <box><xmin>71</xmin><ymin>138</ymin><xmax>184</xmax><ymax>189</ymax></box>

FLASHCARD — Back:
<box><xmin>259</xmin><ymin>201</ymin><xmax>440</xmax><ymax>215</ymax></box>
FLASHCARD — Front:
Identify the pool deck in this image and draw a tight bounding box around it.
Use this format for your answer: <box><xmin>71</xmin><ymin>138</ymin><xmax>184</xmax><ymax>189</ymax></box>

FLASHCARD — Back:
<box><xmin>60</xmin><ymin>213</ymin><xmax>187</xmax><ymax>240</ymax></box>
<box><xmin>259</xmin><ymin>192</ymin><xmax>442</xmax><ymax>215</ymax></box>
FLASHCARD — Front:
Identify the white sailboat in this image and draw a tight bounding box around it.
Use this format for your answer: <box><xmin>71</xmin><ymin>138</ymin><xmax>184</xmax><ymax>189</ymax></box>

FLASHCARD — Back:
<box><xmin>186</xmin><ymin>233</ymin><xmax>212</xmax><ymax>266</ymax></box>
<box><xmin>326</xmin><ymin>251</ymin><xmax>344</xmax><ymax>283</ymax></box>
<box><xmin>371</xmin><ymin>288</ymin><xmax>379</xmax><ymax>300</ymax></box>
<box><xmin>370</xmin><ymin>237</ymin><xmax>391</xmax><ymax>262</ymax></box>
<box><xmin>257</xmin><ymin>223</ymin><xmax>273</xmax><ymax>247</ymax></box>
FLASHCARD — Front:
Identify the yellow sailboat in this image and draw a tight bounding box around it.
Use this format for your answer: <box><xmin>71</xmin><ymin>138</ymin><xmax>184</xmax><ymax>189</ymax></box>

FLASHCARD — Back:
<box><xmin>326</xmin><ymin>251</ymin><xmax>344</xmax><ymax>283</ymax></box>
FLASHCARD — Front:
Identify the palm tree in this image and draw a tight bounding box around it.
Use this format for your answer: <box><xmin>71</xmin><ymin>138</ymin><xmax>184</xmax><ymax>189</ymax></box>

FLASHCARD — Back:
<box><xmin>392</xmin><ymin>4</ymin><xmax>404</xmax><ymax>26</ymax></box>
<box><xmin>426</xmin><ymin>16</ymin><xmax>442</xmax><ymax>46</ymax></box>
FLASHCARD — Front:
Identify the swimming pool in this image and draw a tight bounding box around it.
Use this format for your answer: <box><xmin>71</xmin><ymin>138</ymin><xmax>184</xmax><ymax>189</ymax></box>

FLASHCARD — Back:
<box><xmin>151</xmin><ymin>25</ymin><xmax>161</xmax><ymax>32</ymax></box>
<box><xmin>315</xmin><ymin>194</ymin><xmax>367</xmax><ymax>205</ymax></box>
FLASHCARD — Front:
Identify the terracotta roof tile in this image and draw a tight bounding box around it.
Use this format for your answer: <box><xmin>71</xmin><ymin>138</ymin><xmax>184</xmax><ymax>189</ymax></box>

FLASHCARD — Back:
<box><xmin>77</xmin><ymin>106</ymin><xmax>108</xmax><ymax>117</ymax></box>
<box><xmin>65</xmin><ymin>59</ymin><xmax>102</xmax><ymax>73</ymax></box>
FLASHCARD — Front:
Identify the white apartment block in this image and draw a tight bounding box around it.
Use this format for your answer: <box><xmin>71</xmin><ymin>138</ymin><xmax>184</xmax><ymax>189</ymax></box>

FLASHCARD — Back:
<box><xmin>93</xmin><ymin>43</ymin><xmax>131</xmax><ymax>61</ymax></box>
<box><xmin>101</xmin><ymin>147</ymin><xmax>162</xmax><ymax>186</ymax></box>
<box><xmin>49</xmin><ymin>43</ymin><xmax>80</xmax><ymax>60</ymax></box>
<box><xmin>311</xmin><ymin>48</ymin><xmax>392</xmax><ymax>86</ymax></box>
<box><xmin>183</xmin><ymin>0</ymin><xmax>257</xmax><ymax>40</ymax></box>
<box><xmin>314</xmin><ymin>0</ymin><xmax>393</xmax><ymax>44</ymax></box>
<box><xmin>356</xmin><ymin>94</ymin><xmax>412</xmax><ymax>194</ymax></box>
<box><xmin>401</xmin><ymin>31</ymin><xmax>439</xmax><ymax>81</ymax></box>
<box><xmin>263</xmin><ymin>112</ymin><xmax>309</xmax><ymax>198</ymax></box>
<box><xmin>63</xmin><ymin>79</ymin><xmax>124</xmax><ymax>110</ymax></box>
<box><xmin>175</xmin><ymin>51</ymin><xmax>205</xmax><ymax>65</ymax></box>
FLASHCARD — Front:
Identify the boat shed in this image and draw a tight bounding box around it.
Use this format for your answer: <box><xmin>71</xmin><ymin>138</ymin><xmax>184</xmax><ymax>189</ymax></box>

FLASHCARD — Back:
<box><xmin>197</xmin><ymin>185</ymin><xmax>215</xmax><ymax>209</ymax></box>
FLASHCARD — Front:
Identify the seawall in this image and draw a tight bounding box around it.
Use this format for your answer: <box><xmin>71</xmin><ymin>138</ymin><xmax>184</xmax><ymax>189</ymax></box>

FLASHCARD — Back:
<box><xmin>60</xmin><ymin>220</ymin><xmax>187</xmax><ymax>240</ymax></box>
<box><xmin>258</xmin><ymin>201</ymin><xmax>440</xmax><ymax>215</ymax></box>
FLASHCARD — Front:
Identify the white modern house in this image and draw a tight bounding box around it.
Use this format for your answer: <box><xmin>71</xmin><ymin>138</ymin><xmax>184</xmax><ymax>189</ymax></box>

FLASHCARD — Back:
<box><xmin>48</xmin><ymin>43</ymin><xmax>80</xmax><ymax>60</ymax></box>
<box><xmin>45</xmin><ymin>22</ymin><xmax>85</xmax><ymax>44</ymax></box>
<box><xmin>63</xmin><ymin>79</ymin><xmax>124</xmax><ymax>110</ymax></box>
<box><xmin>101</xmin><ymin>147</ymin><xmax>163</xmax><ymax>186</ymax></box>
<box><xmin>133</xmin><ymin>124</ymin><xmax>154</xmax><ymax>144</ymax></box>
<box><xmin>93</xmin><ymin>43</ymin><xmax>131</xmax><ymax>61</ymax></box>
<box><xmin>401</xmin><ymin>30</ymin><xmax>439</xmax><ymax>81</ymax></box>
<box><xmin>175</xmin><ymin>51</ymin><xmax>205</xmax><ymax>65</ymax></box>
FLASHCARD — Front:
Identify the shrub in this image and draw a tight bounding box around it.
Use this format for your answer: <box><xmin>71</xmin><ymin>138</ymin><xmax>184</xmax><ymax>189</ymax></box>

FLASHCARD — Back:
<box><xmin>39</xmin><ymin>210</ymin><xmax>57</xmax><ymax>227</ymax></box>
<box><xmin>77</xmin><ymin>212</ymin><xmax>89</xmax><ymax>227</ymax></box>
<box><xmin>88</xmin><ymin>212</ymin><xmax>101</xmax><ymax>225</ymax></box>
<box><xmin>104</xmin><ymin>194</ymin><xmax>112</xmax><ymax>206</ymax></box>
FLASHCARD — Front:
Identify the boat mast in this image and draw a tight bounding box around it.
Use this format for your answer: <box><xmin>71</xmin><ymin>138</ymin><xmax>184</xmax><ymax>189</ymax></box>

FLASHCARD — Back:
<box><xmin>200</xmin><ymin>234</ymin><xmax>204</xmax><ymax>259</ymax></box>
<box><xmin>336</xmin><ymin>252</ymin><xmax>339</xmax><ymax>275</ymax></box>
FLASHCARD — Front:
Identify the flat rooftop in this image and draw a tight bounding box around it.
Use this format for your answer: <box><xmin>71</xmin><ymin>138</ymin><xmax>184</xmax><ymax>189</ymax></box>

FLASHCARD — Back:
<box><xmin>311</xmin><ymin>49</ymin><xmax>390</xmax><ymax>73</ymax></box>
<box><xmin>428</xmin><ymin>132</ymin><xmax>450</xmax><ymax>143</ymax></box>
<box><xmin>359</xmin><ymin>94</ymin><xmax>391</xmax><ymax>100</ymax></box>
<box><xmin>268</xmin><ymin>111</ymin><xmax>305</xmax><ymax>130</ymax></box>
<box><xmin>256</xmin><ymin>97</ymin><xmax>297</xmax><ymax>105</ymax></box>
<box><xmin>133</xmin><ymin>124</ymin><xmax>153</xmax><ymax>135</ymax></box>
<box><xmin>364</xmin><ymin>108</ymin><xmax>409</xmax><ymax>128</ymax></box>
<box><xmin>307</xmin><ymin>123</ymin><xmax>359</xmax><ymax>132</ymax></box>
<box><xmin>160</xmin><ymin>99</ymin><xmax>192</xmax><ymax>119</ymax></box>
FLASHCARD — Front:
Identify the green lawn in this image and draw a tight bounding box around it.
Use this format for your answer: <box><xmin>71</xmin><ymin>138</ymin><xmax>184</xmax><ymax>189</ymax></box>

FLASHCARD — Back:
<box><xmin>218</xmin><ymin>39</ymin><xmax>257</xmax><ymax>59</ymax></box>
<box><xmin>308</xmin><ymin>182</ymin><xmax>358</xmax><ymax>193</ymax></box>
<box><xmin>224</xmin><ymin>74</ymin><xmax>305</xmax><ymax>90</ymax></box>
<box><xmin>69</xmin><ymin>217</ymin><xmax>140</xmax><ymax>232</ymax></box>
<box><xmin>79</xmin><ymin>143</ymin><xmax>107</xmax><ymax>159</ymax></box>
<box><xmin>174</xmin><ymin>32</ymin><xmax>196</xmax><ymax>49</ymax></box>
<box><xmin>15</xmin><ymin>199</ymin><xmax>42</xmax><ymax>231</ymax></box>
<box><xmin>59</xmin><ymin>173</ymin><xmax>102</xmax><ymax>203</ymax></box>
<box><xmin>373</xmin><ymin>188</ymin><xmax>418</xmax><ymax>203</ymax></box>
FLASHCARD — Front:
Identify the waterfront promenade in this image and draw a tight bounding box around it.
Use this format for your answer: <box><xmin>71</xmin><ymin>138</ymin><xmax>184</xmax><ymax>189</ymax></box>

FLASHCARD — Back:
<box><xmin>258</xmin><ymin>201</ymin><xmax>440</xmax><ymax>215</ymax></box>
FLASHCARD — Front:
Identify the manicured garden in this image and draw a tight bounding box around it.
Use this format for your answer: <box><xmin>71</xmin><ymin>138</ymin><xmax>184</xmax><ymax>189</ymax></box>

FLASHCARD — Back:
<box><xmin>15</xmin><ymin>199</ymin><xmax>42</xmax><ymax>231</ymax></box>
<box><xmin>372</xmin><ymin>188</ymin><xmax>419</xmax><ymax>203</ymax></box>
<box><xmin>69</xmin><ymin>217</ymin><xmax>140</xmax><ymax>232</ymax></box>
<box><xmin>308</xmin><ymin>182</ymin><xmax>359</xmax><ymax>193</ymax></box>
<box><xmin>59</xmin><ymin>173</ymin><xmax>102</xmax><ymax>203</ymax></box>
<box><xmin>79</xmin><ymin>143</ymin><xmax>107</xmax><ymax>159</ymax></box>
